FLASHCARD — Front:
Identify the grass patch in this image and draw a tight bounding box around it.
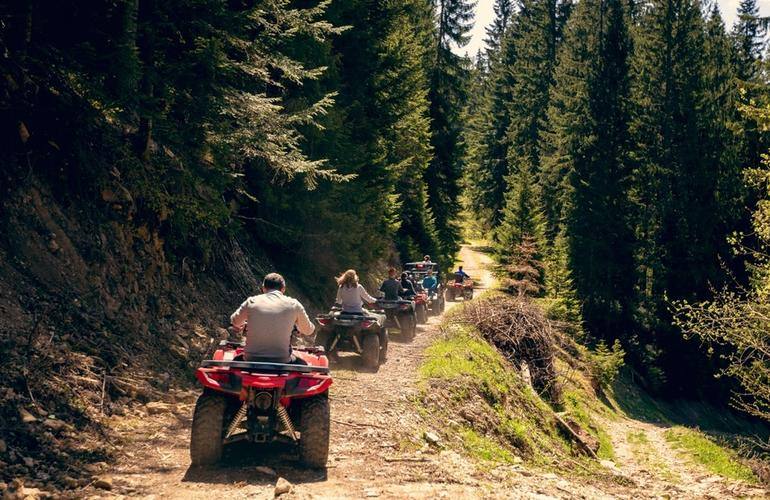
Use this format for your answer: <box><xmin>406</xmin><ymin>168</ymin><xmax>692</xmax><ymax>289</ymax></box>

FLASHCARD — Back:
<box><xmin>664</xmin><ymin>426</ymin><xmax>756</xmax><ymax>483</ymax></box>
<box><xmin>460</xmin><ymin>427</ymin><xmax>517</xmax><ymax>464</ymax></box>
<box><xmin>419</xmin><ymin>323</ymin><xmax>570</xmax><ymax>467</ymax></box>
<box><xmin>420</xmin><ymin>324</ymin><xmax>518</xmax><ymax>403</ymax></box>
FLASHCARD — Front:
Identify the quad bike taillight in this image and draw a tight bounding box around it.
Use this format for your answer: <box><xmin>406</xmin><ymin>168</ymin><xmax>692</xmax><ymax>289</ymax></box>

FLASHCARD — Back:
<box><xmin>253</xmin><ymin>391</ymin><xmax>273</xmax><ymax>410</ymax></box>
<box><xmin>317</xmin><ymin>316</ymin><xmax>331</xmax><ymax>326</ymax></box>
<box><xmin>361</xmin><ymin>319</ymin><xmax>375</xmax><ymax>328</ymax></box>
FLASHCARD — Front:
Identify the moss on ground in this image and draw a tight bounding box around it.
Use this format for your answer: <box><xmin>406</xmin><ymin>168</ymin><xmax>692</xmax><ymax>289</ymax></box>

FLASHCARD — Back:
<box><xmin>664</xmin><ymin>426</ymin><xmax>757</xmax><ymax>483</ymax></box>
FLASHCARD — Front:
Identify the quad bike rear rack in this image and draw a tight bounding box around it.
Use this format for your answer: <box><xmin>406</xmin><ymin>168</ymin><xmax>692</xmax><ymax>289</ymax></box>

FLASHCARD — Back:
<box><xmin>200</xmin><ymin>360</ymin><xmax>330</xmax><ymax>374</ymax></box>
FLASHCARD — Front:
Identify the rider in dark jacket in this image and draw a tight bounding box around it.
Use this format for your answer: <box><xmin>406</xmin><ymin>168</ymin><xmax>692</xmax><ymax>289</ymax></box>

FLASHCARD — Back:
<box><xmin>400</xmin><ymin>272</ymin><xmax>417</xmax><ymax>298</ymax></box>
<box><xmin>379</xmin><ymin>267</ymin><xmax>404</xmax><ymax>300</ymax></box>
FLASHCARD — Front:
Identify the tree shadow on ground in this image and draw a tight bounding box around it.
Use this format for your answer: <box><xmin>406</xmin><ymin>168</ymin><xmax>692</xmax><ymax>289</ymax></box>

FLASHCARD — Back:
<box><xmin>611</xmin><ymin>369</ymin><xmax>769</xmax><ymax>438</ymax></box>
<box><xmin>467</xmin><ymin>244</ymin><xmax>495</xmax><ymax>254</ymax></box>
<box><xmin>181</xmin><ymin>441</ymin><xmax>327</xmax><ymax>486</ymax></box>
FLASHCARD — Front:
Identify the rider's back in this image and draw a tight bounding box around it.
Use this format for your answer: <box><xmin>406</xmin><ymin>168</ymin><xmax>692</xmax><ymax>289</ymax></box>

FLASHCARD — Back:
<box><xmin>231</xmin><ymin>291</ymin><xmax>310</xmax><ymax>362</ymax></box>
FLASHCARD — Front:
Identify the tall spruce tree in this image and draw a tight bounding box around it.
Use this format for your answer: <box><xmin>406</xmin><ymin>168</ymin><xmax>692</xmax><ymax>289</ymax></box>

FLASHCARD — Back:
<box><xmin>427</xmin><ymin>0</ymin><xmax>475</xmax><ymax>263</ymax></box>
<box><xmin>484</xmin><ymin>0</ymin><xmax>515</xmax><ymax>59</ymax></box>
<box><xmin>505</xmin><ymin>0</ymin><xmax>570</xmax><ymax>238</ymax></box>
<box><xmin>496</xmin><ymin>161</ymin><xmax>548</xmax><ymax>293</ymax></box>
<box><xmin>471</xmin><ymin>11</ymin><xmax>519</xmax><ymax>229</ymax></box>
<box><xmin>732</xmin><ymin>0</ymin><xmax>765</xmax><ymax>81</ymax></box>
<box><xmin>732</xmin><ymin>0</ymin><xmax>766</xmax><ymax>200</ymax></box>
<box><xmin>544</xmin><ymin>0</ymin><xmax>635</xmax><ymax>339</ymax></box>
<box><xmin>629</xmin><ymin>0</ymin><xmax>738</xmax><ymax>393</ymax></box>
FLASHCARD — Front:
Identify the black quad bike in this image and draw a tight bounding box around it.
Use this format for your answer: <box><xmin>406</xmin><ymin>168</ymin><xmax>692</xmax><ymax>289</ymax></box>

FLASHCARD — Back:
<box><xmin>314</xmin><ymin>309</ymin><xmax>388</xmax><ymax>369</ymax></box>
<box><xmin>375</xmin><ymin>298</ymin><xmax>417</xmax><ymax>342</ymax></box>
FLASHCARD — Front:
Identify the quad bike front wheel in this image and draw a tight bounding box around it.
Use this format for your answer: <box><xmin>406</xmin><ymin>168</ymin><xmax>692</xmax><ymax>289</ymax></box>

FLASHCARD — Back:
<box><xmin>190</xmin><ymin>391</ymin><xmax>227</xmax><ymax>465</ymax></box>
<box><xmin>315</xmin><ymin>329</ymin><xmax>339</xmax><ymax>362</ymax></box>
<box><xmin>362</xmin><ymin>333</ymin><xmax>380</xmax><ymax>369</ymax></box>
<box><xmin>298</xmin><ymin>395</ymin><xmax>330</xmax><ymax>468</ymax></box>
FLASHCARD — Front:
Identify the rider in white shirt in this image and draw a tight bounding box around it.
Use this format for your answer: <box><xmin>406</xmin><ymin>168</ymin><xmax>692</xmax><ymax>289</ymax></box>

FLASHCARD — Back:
<box><xmin>335</xmin><ymin>269</ymin><xmax>377</xmax><ymax>313</ymax></box>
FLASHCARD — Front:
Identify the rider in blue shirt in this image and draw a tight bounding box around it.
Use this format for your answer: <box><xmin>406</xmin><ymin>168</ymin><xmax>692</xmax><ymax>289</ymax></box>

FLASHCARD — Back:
<box><xmin>422</xmin><ymin>270</ymin><xmax>438</xmax><ymax>293</ymax></box>
<box><xmin>454</xmin><ymin>266</ymin><xmax>470</xmax><ymax>283</ymax></box>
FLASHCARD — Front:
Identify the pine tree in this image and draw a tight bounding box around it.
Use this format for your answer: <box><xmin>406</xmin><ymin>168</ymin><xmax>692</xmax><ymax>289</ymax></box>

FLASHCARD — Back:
<box><xmin>484</xmin><ymin>0</ymin><xmax>515</xmax><ymax>59</ymax></box>
<box><xmin>628</xmin><ymin>0</ymin><xmax>742</xmax><ymax>392</ymax></box>
<box><xmin>701</xmin><ymin>6</ymin><xmax>744</xmax><ymax>252</ymax></box>
<box><xmin>731</xmin><ymin>0</ymin><xmax>766</xmax><ymax>203</ymax></box>
<box><xmin>496</xmin><ymin>162</ymin><xmax>547</xmax><ymax>258</ymax></box>
<box><xmin>469</xmin><ymin>22</ymin><xmax>517</xmax><ymax>229</ymax></box>
<box><xmin>496</xmin><ymin>161</ymin><xmax>547</xmax><ymax>295</ymax></box>
<box><xmin>427</xmin><ymin>0</ymin><xmax>476</xmax><ymax>264</ymax></box>
<box><xmin>544</xmin><ymin>0</ymin><xmax>635</xmax><ymax>337</ymax></box>
<box><xmin>732</xmin><ymin>0</ymin><xmax>765</xmax><ymax>82</ymax></box>
<box><xmin>506</xmin><ymin>0</ymin><xmax>571</xmax><ymax>221</ymax></box>
<box><xmin>544</xmin><ymin>229</ymin><xmax>583</xmax><ymax>331</ymax></box>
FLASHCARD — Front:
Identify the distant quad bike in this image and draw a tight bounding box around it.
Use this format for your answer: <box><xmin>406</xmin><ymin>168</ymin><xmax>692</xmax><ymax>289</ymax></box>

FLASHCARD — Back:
<box><xmin>412</xmin><ymin>289</ymin><xmax>430</xmax><ymax>324</ymax></box>
<box><xmin>190</xmin><ymin>340</ymin><xmax>332</xmax><ymax>468</ymax></box>
<box><xmin>314</xmin><ymin>309</ymin><xmax>388</xmax><ymax>369</ymax></box>
<box><xmin>403</xmin><ymin>262</ymin><xmax>445</xmax><ymax>316</ymax></box>
<box><xmin>376</xmin><ymin>298</ymin><xmax>417</xmax><ymax>342</ymax></box>
<box><xmin>446</xmin><ymin>277</ymin><xmax>474</xmax><ymax>302</ymax></box>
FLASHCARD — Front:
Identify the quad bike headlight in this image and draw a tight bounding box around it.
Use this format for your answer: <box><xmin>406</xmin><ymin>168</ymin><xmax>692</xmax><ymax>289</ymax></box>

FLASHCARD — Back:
<box><xmin>254</xmin><ymin>391</ymin><xmax>273</xmax><ymax>410</ymax></box>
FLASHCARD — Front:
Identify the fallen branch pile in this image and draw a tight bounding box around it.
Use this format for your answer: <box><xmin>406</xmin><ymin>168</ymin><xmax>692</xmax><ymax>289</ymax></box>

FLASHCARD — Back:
<box><xmin>462</xmin><ymin>295</ymin><xmax>563</xmax><ymax>404</ymax></box>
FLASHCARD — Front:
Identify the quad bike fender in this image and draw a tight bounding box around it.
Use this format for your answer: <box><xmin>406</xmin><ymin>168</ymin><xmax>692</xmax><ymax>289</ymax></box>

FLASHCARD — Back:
<box><xmin>195</xmin><ymin>368</ymin><xmax>332</xmax><ymax>401</ymax></box>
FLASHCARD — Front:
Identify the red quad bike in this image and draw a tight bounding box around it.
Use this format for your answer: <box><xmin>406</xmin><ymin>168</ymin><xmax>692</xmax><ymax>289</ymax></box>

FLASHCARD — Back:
<box><xmin>315</xmin><ymin>308</ymin><xmax>388</xmax><ymax>369</ymax></box>
<box><xmin>412</xmin><ymin>289</ymin><xmax>430</xmax><ymax>324</ymax></box>
<box><xmin>413</xmin><ymin>279</ymin><xmax>431</xmax><ymax>325</ymax></box>
<box><xmin>190</xmin><ymin>340</ymin><xmax>332</xmax><ymax>468</ymax></box>
<box><xmin>376</xmin><ymin>298</ymin><xmax>417</xmax><ymax>342</ymax></box>
<box><xmin>446</xmin><ymin>276</ymin><xmax>474</xmax><ymax>302</ymax></box>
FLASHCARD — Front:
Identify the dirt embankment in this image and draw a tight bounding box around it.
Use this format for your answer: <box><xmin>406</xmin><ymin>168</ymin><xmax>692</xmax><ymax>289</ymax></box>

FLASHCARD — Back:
<box><xmin>0</xmin><ymin>179</ymin><xmax>268</xmax><ymax>493</ymax></box>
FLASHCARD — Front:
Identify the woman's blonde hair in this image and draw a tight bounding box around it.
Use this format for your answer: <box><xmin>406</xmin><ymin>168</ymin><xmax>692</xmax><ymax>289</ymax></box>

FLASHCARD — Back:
<box><xmin>336</xmin><ymin>269</ymin><xmax>359</xmax><ymax>288</ymax></box>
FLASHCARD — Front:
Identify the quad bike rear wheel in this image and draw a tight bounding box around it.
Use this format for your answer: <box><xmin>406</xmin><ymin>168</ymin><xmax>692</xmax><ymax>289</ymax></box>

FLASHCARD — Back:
<box><xmin>298</xmin><ymin>395</ymin><xmax>330</xmax><ymax>468</ymax></box>
<box><xmin>416</xmin><ymin>304</ymin><xmax>428</xmax><ymax>324</ymax></box>
<box><xmin>401</xmin><ymin>314</ymin><xmax>416</xmax><ymax>342</ymax></box>
<box><xmin>362</xmin><ymin>333</ymin><xmax>380</xmax><ymax>369</ymax></box>
<box><xmin>190</xmin><ymin>391</ymin><xmax>227</xmax><ymax>465</ymax></box>
<box><xmin>378</xmin><ymin>329</ymin><xmax>389</xmax><ymax>363</ymax></box>
<box><xmin>446</xmin><ymin>288</ymin><xmax>455</xmax><ymax>302</ymax></box>
<box><xmin>438</xmin><ymin>296</ymin><xmax>446</xmax><ymax>313</ymax></box>
<box><xmin>464</xmin><ymin>288</ymin><xmax>474</xmax><ymax>300</ymax></box>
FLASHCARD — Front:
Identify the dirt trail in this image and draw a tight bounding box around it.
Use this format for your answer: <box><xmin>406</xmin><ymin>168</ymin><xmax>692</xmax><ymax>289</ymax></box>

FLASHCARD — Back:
<box><xmin>92</xmin><ymin>244</ymin><xmax>767</xmax><ymax>499</ymax></box>
<box><xmin>605</xmin><ymin>417</ymin><xmax>766</xmax><ymax>499</ymax></box>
